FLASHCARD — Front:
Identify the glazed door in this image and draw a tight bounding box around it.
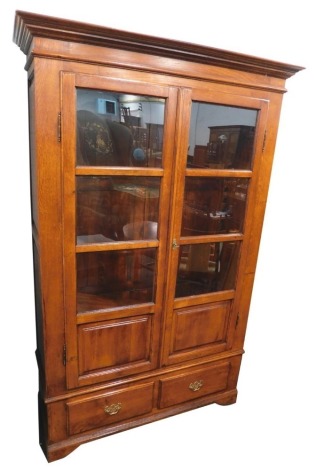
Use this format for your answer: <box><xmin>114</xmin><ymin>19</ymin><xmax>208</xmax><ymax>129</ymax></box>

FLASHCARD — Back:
<box><xmin>161</xmin><ymin>88</ymin><xmax>268</xmax><ymax>365</ymax></box>
<box><xmin>62</xmin><ymin>71</ymin><xmax>177</xmax><ymax>388</ymax></box>
<box><xmin>62</xmin><ymin>69</ymin><xmax>268</xmax><ymax>387</ymax></box>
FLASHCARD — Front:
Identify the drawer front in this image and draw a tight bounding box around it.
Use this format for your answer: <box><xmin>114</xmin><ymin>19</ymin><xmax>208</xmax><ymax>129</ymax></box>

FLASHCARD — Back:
<box><xmin>67</xmin><ymin>382</ymin><xmax>154</xmax><ymax>435</ymax></box>
<box><xmin>159</xmin><ymin>362</ymin><xmax>230</xmax><ymax>408</ymax></box>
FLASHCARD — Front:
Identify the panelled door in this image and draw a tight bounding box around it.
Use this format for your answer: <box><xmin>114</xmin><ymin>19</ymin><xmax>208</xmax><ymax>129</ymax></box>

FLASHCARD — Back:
<box><xmin>62</xmin><ymin>71</ymin><xmax>178</xmax><ymax>388</ymax></box>
<box><xmin>61</xmin><ymin>69</ymin><xmax>268</xmax><ymax>389</ymax></box>
<box><xmin>160</xmin><ymin>87</ymin><xmax>269</xmax><ymax>366</ymax></box>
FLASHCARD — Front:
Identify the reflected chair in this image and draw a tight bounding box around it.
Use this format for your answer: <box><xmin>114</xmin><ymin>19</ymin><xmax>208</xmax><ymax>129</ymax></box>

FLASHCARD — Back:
<box><xmin>123</xmin><ymin>221</ymin><xmax>158</xmax><ymax>240</ymax></box>
<box><xmin>123</xmin><ymin>221</ymin><xmax>158</xmax><ymax>285</ymax></box>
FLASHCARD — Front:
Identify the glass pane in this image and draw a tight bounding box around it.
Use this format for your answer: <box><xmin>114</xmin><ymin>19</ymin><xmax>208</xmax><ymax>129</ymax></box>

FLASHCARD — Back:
<box><xmin>77</xmin><ymin>249</ymin><xmax>157</xmax><ymax>312</ymax></box>
<box><xmin>76</xmin><ymin>176</ymin><xmax>160</xmax><ymax>244</ymax></box>
<box><xmin>187</xmin><ymin>102</ymin><xmax>257</xmax><ymax>169</ymax></box>
<box><xmin>77</xmin><ymin>89</ymin><xmax>165</xmax><ymax>167</ymax></box>
<box><xmin>182</xmin><ymin>177</ymin><xmax>249</xmax><ymax>236</ymax></box>
<box><xmin>176</xmin><ymin>241</ymin><xmax>240</xmax><ymax>297</ymax></box>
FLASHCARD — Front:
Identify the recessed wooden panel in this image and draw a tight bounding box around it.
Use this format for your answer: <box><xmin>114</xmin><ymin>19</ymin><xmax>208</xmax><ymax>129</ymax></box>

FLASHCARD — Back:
<box><xmin>172</xmin><ymin>301</ymin><xmax>231</xmax><ymax>353</ymax></box>
<box><xmin>159</xmin><ymin>361</ymin><xmax>230</xmax><ymax>408</ymax></box>
<box><xmin>78</xmin><ymin>315</ymin><xmax>152</xmax><ymax>375</ymax></box>
<box><xmin>67</xmin><ymin>382</ymin><xmax>154</xmax><ymax>435</ymax></box>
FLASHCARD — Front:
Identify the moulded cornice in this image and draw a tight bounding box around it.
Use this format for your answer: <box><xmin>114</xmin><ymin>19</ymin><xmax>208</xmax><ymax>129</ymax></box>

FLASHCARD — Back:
<box><xmin>13</xmin><ymin>10</ymin><xmax>304</xmax><ymax>80</ymax></box>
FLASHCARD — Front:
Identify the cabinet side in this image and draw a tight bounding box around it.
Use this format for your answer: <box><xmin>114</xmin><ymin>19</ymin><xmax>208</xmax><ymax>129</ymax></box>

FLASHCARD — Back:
<box><xmin>27</xmin><ymin>58</ymin><xmax>67</xmax><ymax>398</ymax></box>
<box><xmin>28</xmin><ymin>70</ymin><xmax>45</xmax><ymax>391</ymax></box>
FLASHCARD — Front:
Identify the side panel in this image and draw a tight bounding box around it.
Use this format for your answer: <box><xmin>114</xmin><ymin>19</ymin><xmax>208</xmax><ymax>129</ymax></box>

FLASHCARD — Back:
<box><xmin>30</xmin><ymin>58</ymin><xmax>66</xmax><ymax>397</ymax></box>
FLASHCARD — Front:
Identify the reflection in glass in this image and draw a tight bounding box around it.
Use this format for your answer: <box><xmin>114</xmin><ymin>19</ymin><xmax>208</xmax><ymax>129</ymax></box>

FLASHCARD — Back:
<box><xmin>77</xmin><ymin>249</ymin><xmax>157</xmax><ymax>312</ymax></box>
<box><xmin>187</xmin><ymin>102</ymin><xmax>257</xmax><ymax>169</ymax></box>
<box><xmin>76</xmin><ymin>176</ymin><xmax>160</xmax><ymax>244</ymax></box>
<box><xmin>175</xmin><ymin>242</ymin><xmax>240</xmax><ymax>297</ymax></box>
<box><xmin>181</xmin><ymin>178</ymin><xmax>249</xmax><ymax>236</ymax></box>
<box><xmin>76</xmin><ymin>89</ymin><xmax>165</xmax><ymax>167</ymax></box>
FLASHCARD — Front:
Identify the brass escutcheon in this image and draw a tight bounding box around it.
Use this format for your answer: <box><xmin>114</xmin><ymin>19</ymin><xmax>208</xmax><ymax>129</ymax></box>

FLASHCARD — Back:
<box><xmin>189</xmin><ymin>380</ymin><xmax>204</xmax><ymax>392</ymax></box>
<box><xmin>104</xmin><ymin>402</ymin><xmax>122</xmax><ymax>415</ymax></box>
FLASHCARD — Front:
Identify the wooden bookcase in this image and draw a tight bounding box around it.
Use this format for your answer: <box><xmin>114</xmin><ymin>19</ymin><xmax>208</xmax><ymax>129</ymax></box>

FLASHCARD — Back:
<box><xmin>13</xmin><ymin>10</ymin><xmax>302</xmax><ymax>462</ymax></box>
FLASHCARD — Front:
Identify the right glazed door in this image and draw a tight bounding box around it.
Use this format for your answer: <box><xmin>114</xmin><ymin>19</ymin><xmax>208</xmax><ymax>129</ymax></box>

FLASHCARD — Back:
<box><xmin>161</xmin><ymin>88</ymin><xmax>268</xmax><ymax>366</ymax></box>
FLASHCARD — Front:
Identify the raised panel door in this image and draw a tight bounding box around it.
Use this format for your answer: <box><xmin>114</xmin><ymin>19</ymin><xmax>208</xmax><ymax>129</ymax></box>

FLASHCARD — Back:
<box><xmin>61</xmin><ymin>71</ymin><xmax>178</xmax><ymax>388</ymax></box>
<box><xmin>161</xmin><ymin>89</ymin><xmax>269</xmax><ymax>365</ymax></box>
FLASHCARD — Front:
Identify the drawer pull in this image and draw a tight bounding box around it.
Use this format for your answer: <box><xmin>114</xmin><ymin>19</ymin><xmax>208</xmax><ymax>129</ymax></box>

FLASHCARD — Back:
<box><xmin>189</xmin><ymin>380</ymin><xmax>204</xmax><ymax>392</ymax></box>
<box><xmin>104</xmin><ymin>402</ymin><xmax>122</xmax><ymax>415</ymax></box>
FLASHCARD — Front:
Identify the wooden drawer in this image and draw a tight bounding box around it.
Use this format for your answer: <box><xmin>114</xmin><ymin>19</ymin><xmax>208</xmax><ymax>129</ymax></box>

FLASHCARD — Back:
<box><xmin>67</xmin><ymin>382</ymin><xmax>154</xmax><ymax>435</ymax></box>
<box><xmin>158</xmin><ymin>362</ymin><xmax>230</xmax><ymax>408</ymax></box>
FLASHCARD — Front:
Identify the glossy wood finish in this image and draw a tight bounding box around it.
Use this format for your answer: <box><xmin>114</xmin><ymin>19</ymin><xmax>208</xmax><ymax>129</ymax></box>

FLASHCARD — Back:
<box><xmin>13</xmin><ymin>10</ymin><xmax>302</xmax><ymax>79</ymax></box>
<box><xmin>158</xmin><ymin>361</ymin><xmax>230</xmax><ymax>408</ymax></box>
<box><xmin>67</xmin><ymin>382</ymin><xmax>155</xmax><ymax>435</ymax></box>
<box><xmin>13</xmin><ymin>10</ymin><xmax>302</xmax><ymax>462</ymax></box>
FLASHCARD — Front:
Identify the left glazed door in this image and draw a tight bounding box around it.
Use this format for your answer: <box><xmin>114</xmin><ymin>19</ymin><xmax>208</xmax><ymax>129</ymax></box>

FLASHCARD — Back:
<box><xmin>61</xmin><ymin>71</ymin><xmax>177</xmax><ymax>388</ymax></box>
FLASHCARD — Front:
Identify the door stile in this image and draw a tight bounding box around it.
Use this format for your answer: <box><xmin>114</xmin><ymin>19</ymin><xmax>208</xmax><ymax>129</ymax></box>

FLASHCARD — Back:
<box><xmin>224</xmin><ymin>98</ymin><xmax>270</xmax><ymax>351</ymax></box>
<box><xmin>151</xmin><ymin>86</ymin><xmax>178</xmax><ymax>324</ymax></box>
<box><xmin>159</xmin><ymin>88</ymin><xmax>193</xmax><ymax>366</ymax></box>
<box><xmin>60</xmin><ymin>72</ymin><xmax>80</xmax><ymax>389</ymax></box>
<box><xmin>223</xmin><ymin>99</ymin><xmax>270</xmax><ymax>352</ymax></box>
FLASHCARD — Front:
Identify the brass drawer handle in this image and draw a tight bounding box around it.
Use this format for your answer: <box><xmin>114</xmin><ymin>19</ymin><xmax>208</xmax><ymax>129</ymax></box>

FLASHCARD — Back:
<box><xmin>189</xmin><ymin>380</ymin><xmax>204</xmax><ymax>392</ymax></box>
<box><xmin>104</xmin><ymin>402</ymin><xmax>122</xmax><ymax>415</ymax></box>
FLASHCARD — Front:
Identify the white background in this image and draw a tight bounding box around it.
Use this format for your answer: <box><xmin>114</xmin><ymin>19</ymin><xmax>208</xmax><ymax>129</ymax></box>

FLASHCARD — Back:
<box><xmin>1</xmin><ymin>1</ymin><xmax>315</xmax><ymax>468</ymax></box>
